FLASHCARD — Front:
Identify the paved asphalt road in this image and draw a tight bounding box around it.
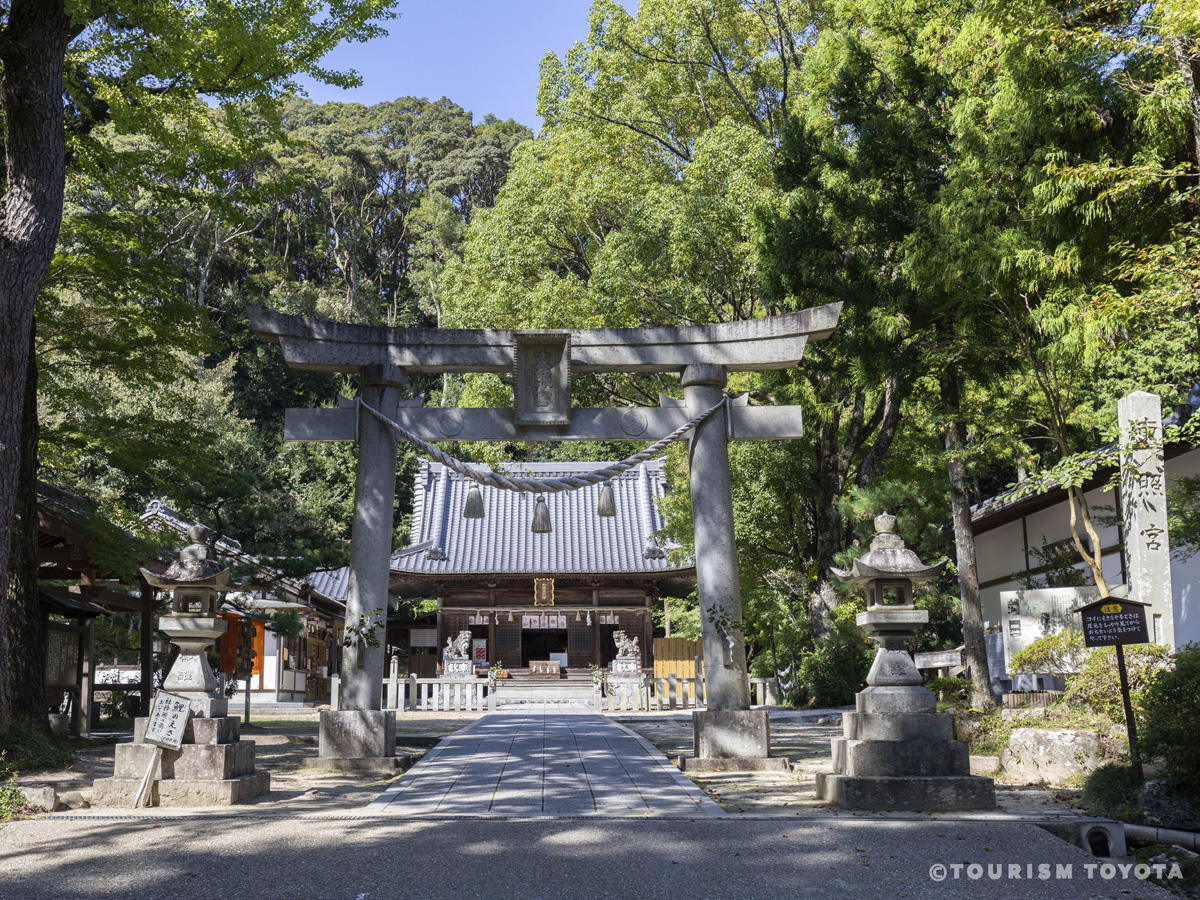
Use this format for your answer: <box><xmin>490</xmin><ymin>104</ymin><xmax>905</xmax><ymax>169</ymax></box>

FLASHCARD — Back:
<box><xmin>0</xmin><ymin>815</ymin><xmax>1175</xmax><ymax>900</ymax></box>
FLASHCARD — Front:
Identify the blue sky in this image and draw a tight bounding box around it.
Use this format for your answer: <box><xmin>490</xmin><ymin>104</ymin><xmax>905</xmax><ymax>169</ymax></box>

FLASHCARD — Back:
<box><xmin>296</xmin><ymin>1</ymin><xmax>636</xmax><ymax>129</ymax></box>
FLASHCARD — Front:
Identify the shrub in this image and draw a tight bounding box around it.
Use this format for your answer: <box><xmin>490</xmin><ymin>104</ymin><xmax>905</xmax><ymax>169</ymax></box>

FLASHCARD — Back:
<box><xmin>1009</xmin><ymin>630</ymin><xmax>1086</xmax><ymax>675</ymax></box>
<box><xmin>0</xmin><ymin>775</ymin><xmax>29</xmax><ymax>821</ymax></box>
<box><xmin>924</xmin><ymin>675</ymin><xmax>969</xmax><ymax>703</ymax></box>
<box><xmin>797</xmin><ymin>638</ymin><xmax>869</xmax><ymax>707</ymax></box>
<box><xmin>1140</xmin><ymin>642</ymin><xmax>1200</xmax><ymax>787</ymax></box>
<box><xmin>0</xmin><ymin>719</ymin><xmax>73</xmax><ymax>779</ymax></box>
<box><xmin>1082</xmin><ymin>763</ymin><xmax>1143</xmax><ymax>823</ymax></box>
<box><xmin>1063</xmin><ymin>643</ymin><xmax>1171</xmax><ymax>722</ymax></box>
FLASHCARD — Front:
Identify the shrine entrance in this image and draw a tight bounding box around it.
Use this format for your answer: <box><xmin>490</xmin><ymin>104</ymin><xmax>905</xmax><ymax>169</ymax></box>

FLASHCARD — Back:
<box><xmin>250</xmin><ymin>302</ymin><xmax>841</xmax><ymax>760</ymax></box>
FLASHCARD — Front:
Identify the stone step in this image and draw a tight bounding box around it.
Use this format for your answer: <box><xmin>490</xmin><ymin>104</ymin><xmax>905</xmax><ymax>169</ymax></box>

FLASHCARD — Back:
<box><xmin>93</xmin><ymin>772</ymin><xmax>270</xmax><ymax>808</ymax></box>
<box><xmin>815</xmin><ymin>773</ymin><xmax>995</xmax><ymax>811</ymax></box>
<box><xmin>831</xmin><ymin>737</ymin><xmax>970</xmax><ymax>777</ymax></box>
<box><xmin>841</xmin><ymin>712</ymin><xmax>953</xmax><ymax>742</ymax></box>
<box><xmin>113</xmin><ymin>740</ymin><xmax>259</xmax><ymax>781</ymax></box>
<box><xmin>133</xmin><ymin>715</ymin><xmax>240</xmax><ymax>746</ymax></box>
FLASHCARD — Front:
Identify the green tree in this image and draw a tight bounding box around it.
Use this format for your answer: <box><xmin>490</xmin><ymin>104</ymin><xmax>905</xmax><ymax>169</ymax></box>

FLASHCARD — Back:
<box><xmin>0</xmin><ymin>0</ymin><xmax>396</xmax><ymax>736</ymax></box>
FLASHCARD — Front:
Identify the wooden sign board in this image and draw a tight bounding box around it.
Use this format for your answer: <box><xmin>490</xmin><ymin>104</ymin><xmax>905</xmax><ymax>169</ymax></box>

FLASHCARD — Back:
<box><xmin>44</xmin><ymin>625</ymin><xmax>81</xmax><ymax>689</ymax></box>
<box><xmin>144</xmin><ymin>691</ymin><xmax>192</xmax><ymax>750</ymax></box>
<box><xmin>533</xmin><ymin>577</ymin><xmax>555</xmax><ymax>607</ymax></box>
<box><xmin>1077</xmin><ymin>599</ymin><xmax>1150</xmax><ymax>648</ymax></box>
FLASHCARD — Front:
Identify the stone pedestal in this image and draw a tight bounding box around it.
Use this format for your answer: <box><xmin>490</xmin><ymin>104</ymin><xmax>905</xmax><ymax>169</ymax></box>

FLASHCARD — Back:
<box><xmin>93</xmin><ymin>715</ymin><xmax>268</xmax><ymax>808</ymax></box>
<box><xmin>443</xmin><ymin>659</ymin><xmax>474</xmax><ymax>679</ymax></box>
<box><xmin>610</xmin><ymin>657</ymin><xmax>638</xmax><ymax>675</ymax></box>
<box><xmin>815</xmin><ymin>686</ymin><xmax>995</xmax><ymax>810</ymax></box>
<box><xmin>302</xmin><ymin>709</ymin><xmax>406</xmax><ymax>774</ymax></box>
<box><xmin>692</xmin><ymin>709</ymin><xmax>770</xmax><ymax>760</ymax></box>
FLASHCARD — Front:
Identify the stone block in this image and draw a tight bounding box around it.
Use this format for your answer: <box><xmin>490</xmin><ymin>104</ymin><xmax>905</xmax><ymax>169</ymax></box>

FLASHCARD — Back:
<box><xmin>842</xmin><ymin>712</ymin><xmax>953</xmax><ymax>742</ymax></box>
<box><xmin>113</xmin><ymin>739</ymin><xmax>257</xmax><ymax>781</ymax></box>
<box><xmin>855</xmin><ymin>686</ymin><xmax>936</xmax><ymax>714</ymax></box>
<box><xmin>47</xmin><ymin>713</ymin><xmax>69</xmax><ymax>739</ymax></box>
<box><xmin>92</xmin><ymin>772</ymin><xmax>269</xmax><ymax>808</ymax></box>
<box><xmin>692</xmin><ymin>709</ymin><xmax>770</xmax><ymax>759</ymax></box>
<box><xmin>178</xmin><ymin>692</ymin><xmax>228</xmax><ymax>718</ymax></box>
<box><xmin>114</xmin><ymin>742</ymin><xmax>179</xmax><ymax>780</ymax></box>
<box><xmin>318</xmin><ymin>709</ymin><xmax>395</xmax><ymax>759</ymax></box>
<box><xmin>832</xmin><ymin>738</ymin><xmax>970</xmax><ymax>777</ymax></box>
<box><xmin>998</xmin><ymin>728</ymin><xmax>1104</xmax><ymax>785</ymax></box>
<box><xmin>815</xmin><ymin>773</ymin><xmax>995</xmax><ymax>810</ymax></box>
<box><xmin>158</xmin><ymin>773</ymin><xmax>269</xmax><ymax>806</ymax></box>
<box><xmin>18</xmin><ymin>787</ymin><xmax>58</xmax><ymax>812</ymax></box>
<box><xmin>134</xmin><ymin>715</ymin><xmax>240</xmax><ymax>745</ymax></box>
<box><xmin>173</xmin><ymin>741</ymin><xmax>257</xmax><ymax>781</ymax></box>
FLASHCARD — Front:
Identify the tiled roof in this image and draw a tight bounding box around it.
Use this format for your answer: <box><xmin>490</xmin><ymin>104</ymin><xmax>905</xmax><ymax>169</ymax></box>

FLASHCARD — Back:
<box><xmin>394</xmin><ymin>459</ymin><xmax>687</xmax><ymax>576</ymax></box>
<box><xmin>302</xmin><ymin>566</ymin><xmax>350</xmax><ymax>602</ymax></box>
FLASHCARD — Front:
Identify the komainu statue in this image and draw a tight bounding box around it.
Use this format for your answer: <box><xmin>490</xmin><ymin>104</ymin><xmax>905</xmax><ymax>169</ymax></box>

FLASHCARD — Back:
<box><xmin>445</xmin><ymin>630</ymin><xmax>471</xmax><ymax>660</ymax></box>
<box><xmin>613</xmin><ymin>630</ymin><xmax>639</xmax><ymax>659</ymax></box>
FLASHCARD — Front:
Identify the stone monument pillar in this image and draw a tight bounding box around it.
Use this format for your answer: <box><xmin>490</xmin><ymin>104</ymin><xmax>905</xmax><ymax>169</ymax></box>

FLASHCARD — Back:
<box><xmin>815</xmin><ymin>514</ymin><xmax>995</xmax><ymax>810</ymax></box>
<box><xmin>1118</xmin><ymin>391</ymin><xmax>1175</xmax><ymax>648</ymax></box>
<box><xmin>93</xmin><ymin>525</ymin><xmax>269</xmax><ymax>807</ymax></box>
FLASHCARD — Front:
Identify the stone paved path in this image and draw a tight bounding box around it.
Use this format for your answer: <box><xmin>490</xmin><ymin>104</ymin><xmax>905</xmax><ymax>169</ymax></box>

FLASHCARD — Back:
<box><xmin>368</xmin><ymin>706</ymin><xmax>721</xmax><ymax>816</ymax></box>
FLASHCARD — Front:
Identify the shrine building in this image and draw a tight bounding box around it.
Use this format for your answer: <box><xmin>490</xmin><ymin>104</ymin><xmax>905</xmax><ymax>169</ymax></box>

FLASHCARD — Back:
<box><xmin>388</xmin><ymin>458</ymin><xmax>696</xmax><ymax>676</ymax></box>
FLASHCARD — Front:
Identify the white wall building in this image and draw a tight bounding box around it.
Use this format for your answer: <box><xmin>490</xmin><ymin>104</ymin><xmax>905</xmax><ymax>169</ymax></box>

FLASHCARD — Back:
<box><xmin>971</xmin><ymin>410</ymin><xmax>1200</xmax><ymax>680</ymax></box>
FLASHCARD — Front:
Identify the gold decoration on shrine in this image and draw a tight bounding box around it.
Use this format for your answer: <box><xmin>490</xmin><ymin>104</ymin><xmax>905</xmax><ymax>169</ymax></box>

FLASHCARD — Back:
<box><xmin>533</xmin><ymin>577</ymin><xmax>555</xmax><ymax>607</ymax></box>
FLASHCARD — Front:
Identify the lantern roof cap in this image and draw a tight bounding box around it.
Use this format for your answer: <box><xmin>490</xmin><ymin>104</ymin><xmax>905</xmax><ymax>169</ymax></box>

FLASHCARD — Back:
<box><xmin>139</xmin><ymin>522</ymin><xmax>233</xmax><ymax>589</ymax></box>
<box><xmin>832</xmin><ymin>512</ymin><xmax>947</xmax><ymax>584</ymax></box>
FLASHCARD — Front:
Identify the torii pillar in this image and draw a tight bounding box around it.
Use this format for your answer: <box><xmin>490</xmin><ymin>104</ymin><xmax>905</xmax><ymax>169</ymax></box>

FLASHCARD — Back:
<box><xmin>684</xmin><ymin>364</ymin><xmax>751</xmax><ymax>711</ymax></box>
<box><xmin>249</xmin><ymin>303</ymin><xmax>842</xmax><ymax>764</ymax></box>
<box><xmin>342</xmin><ymin>364</ymin><xmax>405</xmax><ymax>710</ymax></box>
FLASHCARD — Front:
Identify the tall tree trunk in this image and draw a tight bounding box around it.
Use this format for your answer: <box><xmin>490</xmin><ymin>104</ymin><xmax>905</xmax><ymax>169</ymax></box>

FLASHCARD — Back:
<box><xmin>809</xmin><ymin>378</ymin><xmax>908</xmax><ymax>641</ymax></box>
<box><xmin>941</xmin><ymin>369</ymin><xmax>994</xmax><ymax>708</ymax></box>
<box><xmin>4</xmin><ymin>328</ymin><xmax>46</xmax><ymax>730</ymax></box>
<box><xmin>0</xmin><ymin>0</ymin><xmax>71</xmax><ymax>736</ymax></box>
<box><xmin>809</xmin><ymin>416</ymin><xmax>848</xmax><ymax>642</ymax></box>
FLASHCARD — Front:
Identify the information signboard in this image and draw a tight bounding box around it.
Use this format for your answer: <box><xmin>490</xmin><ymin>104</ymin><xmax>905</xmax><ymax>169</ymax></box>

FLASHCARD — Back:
<box><xmin>144</xmin><ymin>691</ymin><xmax>191</xmax><ymax>750</ymax></box>
<box><xmin>1078</xmin><ymin>599</ymin><xmax>1150</xmax><ymax>648</ymax></box>
<box><xmin>44</xmin><ymin>626</ymin><xmax>81</xmax><ymax>689</ymax></box>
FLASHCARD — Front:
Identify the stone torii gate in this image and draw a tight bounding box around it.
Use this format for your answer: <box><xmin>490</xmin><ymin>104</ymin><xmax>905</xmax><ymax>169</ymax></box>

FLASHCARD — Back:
<box><xmin>250</xmin><ymin>303</ymin><xmax>841</xmax><ymax>764</ymax></box>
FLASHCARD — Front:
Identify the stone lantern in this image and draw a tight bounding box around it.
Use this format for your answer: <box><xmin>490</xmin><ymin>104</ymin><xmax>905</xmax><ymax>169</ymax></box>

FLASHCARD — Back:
<box><xmin>835</xmin><ymin>512</ymin><xmax>945</xmax><ymax>690</ymax></box>
<box><xmin>93</xmin><ymin>523</ymin><xmax>269</xmax><ymax>807</ymax></box>
<box><xmin>140</xmin><ymin>524</ymin><xmax>232</xmax><ymax>718</ymax></box>
<box><xmin>815</xmin><ymin>513</ymin><xmax>995</xmax><ymax>810</ymax></box>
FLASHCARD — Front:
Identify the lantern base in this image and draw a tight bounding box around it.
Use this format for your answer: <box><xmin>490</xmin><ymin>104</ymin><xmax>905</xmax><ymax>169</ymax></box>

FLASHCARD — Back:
<box><xmin>815</xmin><ymin>773</ymin><xmax>996</xmax><ymax>811</ymax></box>
<box><xmin>816</xmin><ymin>685</ymin><xmax>995</xmax><ymax>811</ymax></box>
